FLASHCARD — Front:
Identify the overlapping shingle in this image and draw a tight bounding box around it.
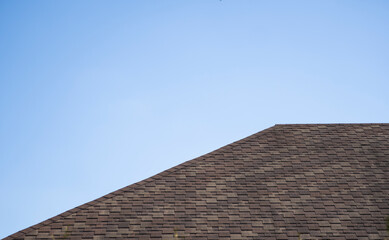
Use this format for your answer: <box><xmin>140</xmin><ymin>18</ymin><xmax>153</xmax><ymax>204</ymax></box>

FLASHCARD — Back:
<box><xmin>4</xmin><ymin>124</ymin><xmax>389</xmax><ymax>239</ymax></box>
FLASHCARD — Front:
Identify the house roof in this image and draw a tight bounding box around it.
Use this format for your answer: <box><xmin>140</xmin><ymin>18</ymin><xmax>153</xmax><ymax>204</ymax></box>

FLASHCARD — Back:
<box><xmin>4</xmin><ymin>124</ymin><xmax>389</xmax><ymax>239</ymax></box>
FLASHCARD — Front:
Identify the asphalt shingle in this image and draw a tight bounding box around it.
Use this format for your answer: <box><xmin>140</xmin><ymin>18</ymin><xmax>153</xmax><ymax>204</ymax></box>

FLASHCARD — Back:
<box><xmin>4</xmin><ymin>124</ymin><xmax>389</xmax><ymax>239</ymax></box>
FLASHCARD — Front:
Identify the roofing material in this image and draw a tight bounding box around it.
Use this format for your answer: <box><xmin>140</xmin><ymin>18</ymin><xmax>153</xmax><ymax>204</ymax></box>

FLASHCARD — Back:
<box><xmin>4</xmin><ymin>124</ymin><xmax>389</xmax><ymax>239</ymax></box>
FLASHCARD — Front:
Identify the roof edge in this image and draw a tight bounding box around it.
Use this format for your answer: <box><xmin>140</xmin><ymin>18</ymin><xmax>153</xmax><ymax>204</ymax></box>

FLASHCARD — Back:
<box><xmin>275</xmin><ymin>123</ymin><xmax>389</xmax><ymax>126</ymax></box>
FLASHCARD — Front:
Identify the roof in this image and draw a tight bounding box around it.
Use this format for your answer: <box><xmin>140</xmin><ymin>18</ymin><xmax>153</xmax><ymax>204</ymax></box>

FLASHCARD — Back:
<box><xmin>4</xmin><ymin>124</ymin><xmax>389</xmax><ymax>239</ymax></box>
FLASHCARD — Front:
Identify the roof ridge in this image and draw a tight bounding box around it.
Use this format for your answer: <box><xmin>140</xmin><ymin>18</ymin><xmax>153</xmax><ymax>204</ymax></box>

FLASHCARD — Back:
<box><xmin>5</xmin><ymin>125</ymin><xmax>278</xmax><ymax>239</ymax></box>
<box><xmin>275</xmin><ymin>123</ymin><xmax>389</xmax><ymax>126</ymax></box>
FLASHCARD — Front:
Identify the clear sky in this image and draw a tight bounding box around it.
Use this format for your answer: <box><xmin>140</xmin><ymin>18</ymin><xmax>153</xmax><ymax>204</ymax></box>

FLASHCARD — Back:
<box><xmin>0</xmin><ymin>0</ymin><xmax>388</xmax><ymax>238</ymax></box>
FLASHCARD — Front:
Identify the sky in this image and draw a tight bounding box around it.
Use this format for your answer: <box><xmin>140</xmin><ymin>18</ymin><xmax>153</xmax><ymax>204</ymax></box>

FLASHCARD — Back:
<box><xmin>0</xmin><ymin>0</ymin><xmax>388</xmax><ymax>238</ymax></box>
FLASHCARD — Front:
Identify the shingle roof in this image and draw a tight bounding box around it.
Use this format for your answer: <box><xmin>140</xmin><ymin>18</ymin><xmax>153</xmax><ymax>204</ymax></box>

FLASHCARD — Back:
<box><xmin>4</xmin><ymin>124</ymin><xmax>389</xmax><ymax>240</ymax></box>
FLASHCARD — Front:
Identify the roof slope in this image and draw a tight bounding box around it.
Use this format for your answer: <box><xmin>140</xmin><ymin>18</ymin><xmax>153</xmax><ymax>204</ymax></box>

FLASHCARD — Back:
<box><xmin>4</xmin><ymin>124</ymin><xmax>389</xmax><ymax>240</ymax></box>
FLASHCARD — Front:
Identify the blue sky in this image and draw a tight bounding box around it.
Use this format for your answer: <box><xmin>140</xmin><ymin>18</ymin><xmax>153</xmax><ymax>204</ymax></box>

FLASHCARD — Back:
<box><xmin>0</xmin><ymin>0</ymin><xmax>388</xmax><ymax>238</ymax></box>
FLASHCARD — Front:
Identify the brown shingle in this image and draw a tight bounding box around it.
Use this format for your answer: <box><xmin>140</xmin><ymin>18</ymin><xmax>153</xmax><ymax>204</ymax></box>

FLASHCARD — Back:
<box><xmin>4</xmin><ymin>124</ymin><xmax>389</xmax><ymax>239</ymax></box>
